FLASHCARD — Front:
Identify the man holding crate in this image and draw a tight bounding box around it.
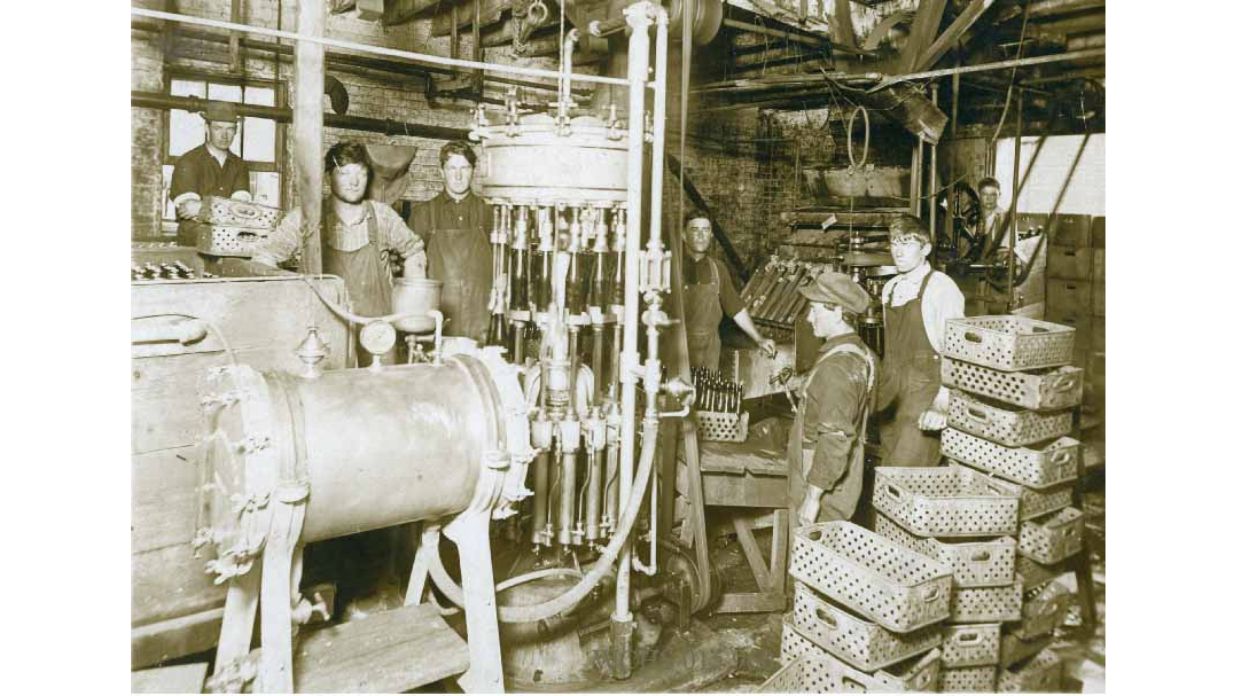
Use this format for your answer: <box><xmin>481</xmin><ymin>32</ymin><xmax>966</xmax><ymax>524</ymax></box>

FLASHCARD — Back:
<box><xmin>790</xmin><ymin>270</ymin><xmax>878</xmax><ymax>526</ymax></box>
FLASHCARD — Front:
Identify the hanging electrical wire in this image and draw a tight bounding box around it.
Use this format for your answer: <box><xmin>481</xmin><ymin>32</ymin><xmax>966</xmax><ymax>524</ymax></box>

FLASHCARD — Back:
<box><xmin>990</xmin><ymin>6</ymin><xmax>1031</xmax><ymax>146</ymax></box>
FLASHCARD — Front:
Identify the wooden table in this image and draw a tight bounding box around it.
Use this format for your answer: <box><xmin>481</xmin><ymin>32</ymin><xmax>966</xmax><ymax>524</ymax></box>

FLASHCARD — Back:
<box><xmin>677</xmin><ymin>438</ymin><xmax>791</xmax><ymax>614</ymax></box>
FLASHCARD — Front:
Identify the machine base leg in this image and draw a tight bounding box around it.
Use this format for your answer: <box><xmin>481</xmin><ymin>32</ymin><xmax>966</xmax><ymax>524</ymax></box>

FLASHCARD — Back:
<box><xmin>608</xmin><ymin>615</ymin><xmax>636</xmax><ymax>680</ymax></box>
<box><xmin>444</xmin><ymin>513</ymin><xmax>505</xmax><ymax>693</ymax></box>
<box><xmin>404</xmin><ymin>524</ymin><xmax>440</xmax><ymax>607</ymax></box>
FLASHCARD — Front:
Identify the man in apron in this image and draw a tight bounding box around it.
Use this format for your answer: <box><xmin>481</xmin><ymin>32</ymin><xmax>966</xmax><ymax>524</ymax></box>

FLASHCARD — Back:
<box><xmin>169</xmin><ymin>101</ymin><xmax>253</xmax><ymax>247</ymax></box>
<box><xmin>682</xmin><ymin>216</ymin><xmax>776</xmax><ymax>370</ymax></box>
<box><xmin>411</xmin><ymin>141</ymin><xmax>493</xmax><ymax>343</ymax></box>
<box><xmin>877</xmin><ymin>215</ymin><xmax>965</xmax><ymax>467</ymax></box>
<box><xmin>251</xmin><ymin>142</ymin><xmax>427</xmax><ymax>364</ymax></box>
<box><xmin>788</xmin><ymin>271</ymin><xmax>878</xmax><ymax>526</ymax></box>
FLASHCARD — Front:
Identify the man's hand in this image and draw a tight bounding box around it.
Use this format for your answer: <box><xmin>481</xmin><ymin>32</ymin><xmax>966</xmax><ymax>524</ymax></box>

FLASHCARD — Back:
<box><xmin>918</xmin><ymin>409</ymin><xmax>947</xmax><ymax>431</ymax></box>
<box><xmin>176</xmin><ymin>198</ymin><xmax>203</xmax><ymax>220</ymax></box>
<box><xmin>757</xmin><ymin>337</ymin><xmax>777</xmax><ymax>358</ymax></box>
<box><xmin>797</xmin><ymin>483</ymin><xmax>824</xmax><ymax>526</ymax></box>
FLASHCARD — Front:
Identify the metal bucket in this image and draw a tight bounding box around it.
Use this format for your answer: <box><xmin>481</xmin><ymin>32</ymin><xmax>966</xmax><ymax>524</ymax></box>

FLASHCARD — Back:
<box><xmin>392</xmin><ymin>277</ymin><xmax>442</xmax><ymax>333</ymax></box>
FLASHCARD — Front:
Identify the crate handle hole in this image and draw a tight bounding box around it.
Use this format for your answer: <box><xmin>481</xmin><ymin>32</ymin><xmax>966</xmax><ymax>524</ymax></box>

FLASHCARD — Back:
<box><xmin>963</xmin><ymin>331</ymin><xmax>984</xmax><ymax>344</ymax></box>
<box><xmin>922</xmin><ymin>587</ymin><xmax>941</xmax><ymax>602</ymax></box>
<box><xmin>1052</xmin><ymin>377</ymin><xmax>1078</xmax><ymax>392</ymax></box>
<box><xmin>966</xmin><ymin>406</ymin><xmax>989</xmax><ymax>422</ymax></box>
<box><xmin>806</xmin><ymin>529</ymin><xmax>823</xmax><ymax>542</ymax></box>
<box><xmin>883</xmin><ymin>483</ymin><xmax>904</xmax><ymax>501</ymax></box>
<box><xmin>840</xmin><ymin>677</ymin><xmax>867</xmax><ymax>692</ymax></box>
<box><xmin>970</xmin><ymin>550</ymin><xmax>991</xmax><ymax>562</ymax></box>
<box><xmin>814</xmin><ymin>607</ymin><xmax>837</xmax><ymax>628</ymax></box>
<box><xmin>1049</xmin><ymin>450</ymin><xmax>1072</xmax><ymax>464</ymax></box>
<box><xmin>958</xmin><ymin>631</ymin><xmax>980</xmax><ymax>643</ymax></box>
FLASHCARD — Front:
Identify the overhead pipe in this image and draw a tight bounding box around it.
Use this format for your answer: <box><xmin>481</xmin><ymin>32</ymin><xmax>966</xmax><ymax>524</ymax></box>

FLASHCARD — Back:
<box><xmin>130</xmin><ymin>91</ymin><xmax>471</xmax><ymax>141</ymax></box>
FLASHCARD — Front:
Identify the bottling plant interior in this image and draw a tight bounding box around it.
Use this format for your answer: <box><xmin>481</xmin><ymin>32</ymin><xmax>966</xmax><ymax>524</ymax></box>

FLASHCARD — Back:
<box><xmin>129</xmin><ymin>0</ymin><xmax>1107</xmax><ymax>692</ymax></box>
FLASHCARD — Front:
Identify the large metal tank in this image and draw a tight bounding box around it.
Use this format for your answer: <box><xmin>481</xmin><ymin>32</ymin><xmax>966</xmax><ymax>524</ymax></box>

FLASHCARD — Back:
<box><xmin>198</xmin><ymin>355</ymin><xmax>507</xmax><ymax>552</ymax></box>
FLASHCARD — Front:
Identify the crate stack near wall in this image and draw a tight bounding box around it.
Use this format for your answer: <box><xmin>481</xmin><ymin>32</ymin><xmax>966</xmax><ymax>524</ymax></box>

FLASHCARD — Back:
<box><xmin>933</xmin><ymin>315</ymin><xmax>1086</xmax><ymax>691</ymax></box>
<box><xmin>1044</xmin><ymin>214</ymin><xmax>1105</xmax><ymax>465</ymax></box>
<box><xmin>760</xmin><ymin>521</ymin><xmax>950</xmax><ymax>692</ymax></box>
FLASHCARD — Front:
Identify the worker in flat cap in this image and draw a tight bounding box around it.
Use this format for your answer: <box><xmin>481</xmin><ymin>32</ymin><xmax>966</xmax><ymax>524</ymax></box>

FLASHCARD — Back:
<box><xmin>682</xmin><ymin>216</ymin><xmax>776</xmax><ymax>370</ymax></box>
<box><xmin>877</xmin><ymin>214</ymin><xmax>965</xmax><ymax>467</ymax></box>
<box><xmin>169</xmin><ymin>100</ymin><xmax>253</xmax><ymax>246</ymax></box>
<box><xmin>789</xmin><ymin>270</ymin><xmax>879</xmax><ymax>526</ymax></box>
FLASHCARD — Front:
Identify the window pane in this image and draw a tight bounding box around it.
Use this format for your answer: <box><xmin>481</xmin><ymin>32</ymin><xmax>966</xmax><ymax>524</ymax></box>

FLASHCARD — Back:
<box><xmin>169</xmin><ymin>109</ymin><xmax>205</xmax><ymax>157</ymax></box>
<box><xmin>242</xmin><ymin>117</ymin><xmax>277</xmax><ymax>162</ymax></box>
<box><xmin>250</xmin><ymin>172</ymin><xmax>281</xmax><ymax>209</ymax></box>
<box><xmin>162</xmin><ymin>165</ymin><xmax>177</xmax><ymax>220</ymax></box>
<box><xmin>208</xmin><ymin>83</ymin><xmax>243</xmax><ymax>103</ymax></box>
<box><xmin>245</xmin><ymin>86</ymin><xmax>276</xmax><ymax>106</ymax></box>
<box><xmin>171</xmin><ymin>79</ymin><xmax>206</xmax><ymax>98</ymax></box>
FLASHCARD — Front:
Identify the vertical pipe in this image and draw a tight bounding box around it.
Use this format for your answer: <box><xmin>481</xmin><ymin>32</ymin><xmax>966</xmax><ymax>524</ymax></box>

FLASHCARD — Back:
<box><xmin>1008</xmin><ymin>90</ymin><xmax>1023</xmax><ymax>310</ymax></box>
<box><xmin>532</xmin><ymin>449</ymin><xmax>550</xmax><ymax>543</ymax></box>
<box><xmin>909</xmin><ymin>137</ymin><xmax>921</xmax><ymax>219</ymax></box>
<box><xmin>929</xmin><ymin>84</ymin><xmax>939</xmax><ymax>244</ymax></box>
<box><xmin>294</xmin><ymin>0</ymin><xmax>324</xmax><ymax>274</ymax></box>
<box><xmin>615</xmin><ymin>1</ymin><xmax>652</xmax><ymax>628</ymax></box>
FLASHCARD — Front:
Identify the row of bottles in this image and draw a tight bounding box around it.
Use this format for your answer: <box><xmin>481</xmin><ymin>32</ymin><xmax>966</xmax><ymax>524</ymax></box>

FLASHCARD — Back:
<box><xmin>690</xmin><ymin>367</ymin><xmax>744</xmax><ymax>414</ymax></box>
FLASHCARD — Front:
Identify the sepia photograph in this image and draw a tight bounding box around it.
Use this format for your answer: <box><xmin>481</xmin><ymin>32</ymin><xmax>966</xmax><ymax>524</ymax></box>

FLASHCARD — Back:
<box><xmin>124</xmin><ymin>0</ymin><xmax>1111</xmax><ymax>692</ymax></box>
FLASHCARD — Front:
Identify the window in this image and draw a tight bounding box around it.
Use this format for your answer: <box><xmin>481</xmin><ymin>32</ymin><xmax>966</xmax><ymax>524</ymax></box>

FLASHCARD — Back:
<box><xmin>161</xmin><ymin>74</ymin><xmax>285</xmax><ymax>232</ymax></box>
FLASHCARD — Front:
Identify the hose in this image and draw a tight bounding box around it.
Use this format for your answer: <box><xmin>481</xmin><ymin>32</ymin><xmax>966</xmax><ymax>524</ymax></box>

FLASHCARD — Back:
<box><xmin>846</xmin><ymin>105</ymin><xmax>869</xmax><ymax>168</ymax></box>
<box><xmin>131</xmin><ymin>313</ymin><xmax>238</xmax><ymax>365</ymax></box>
<box><xmin>428</xmin><ymin>416</ymin><xmax>661</xmax><ymax>623</ymax></box>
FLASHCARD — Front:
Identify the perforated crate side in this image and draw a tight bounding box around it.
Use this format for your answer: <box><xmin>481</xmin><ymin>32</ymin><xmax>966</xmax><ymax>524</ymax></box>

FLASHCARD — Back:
<box><xmin>696</xmin><ymin>410</ymin><xmax>749</xmax><ymax>442</ymax></box>
<box><xmin>940</xmin><ymin>623</ymin><xmax>1001</xmax><ymax>667</ymax></box>
<box><xmin>999</xmin><ymin>632</ymin><xmax>1052</xmax><ymax>669</ymax></box>
<box><xmin>874</xmin><ymin>514</ymin><xmax>1017</xmax><ymax>589</ymax></box>
<box><xmin>781</xmin><ymin>621</ymin><xmax>943</xmax><ymax>692</ymax></box>
<box><xmin>789</xmin><ymin>522</ymin><xmax>953</xmax><ymax>633</ymax></box>
<box><xmin>943</xmin><ymin>316</ymin><xmax>1076</xmax><ymax>371</ymax></box>
<box><xmin>942</xmin><ymin>359</ymin><xmax>1084</xmax><ymax>411</ymax></box>
<box><xmin>197</xmin><ymin>225</ymin><xmax>271</xmax><ymax>257</ymax></box>
<box><xmin>759</xmin><ymin>655</ymin><xmax>834</xmax><ymax>693</ymax></box>
<box><xmin>952</xmin><ymin>463</ymin><xmax>1073</xmax><ymax>522</ymax></box>
<box><xmin>1015</xmin><ymin>556</ymin><xmax>1066</xmax><ymax>592</ymax></box>
<box><xmin>792</xmin><ymin>582</ymin><xmax>943</xmax><ymax>672</ymax></box>
<box><xmin>1018</xmin><ymin>507</ymin><xmax>1085</xmax><ymax>564</ymax></box>
<box><xmin>942</xmin><ymin>429</ymin><xmax>1080</xmax><ymax>489</ymax></box>
<box><xmin>200</xmin><ymin>195</ymin><xmax>282</xmax><ymax>229</ymax></box>
<box><xmin>948</xmin><ymin>390</ymin><xmax>1074</xmax><ymax>447</ymax></box>
<box><xmin>950</xmin><ymin>577</ymin><xmax>1024</xmax><ymax>623</ymax></box>
<box><xmin>873</xmin><ymin>466</ymin><xmax>1020</xmax><ymax>538</ymax></box>
<box><xmin>941</xmin><ymin>666</ymin><xmax>998</xmax><ymax>692</ymax></box>
<box><xmin>997</xmin><ymin>648</ymin><xmax>1062</xmax><ymax>692</ymax></box>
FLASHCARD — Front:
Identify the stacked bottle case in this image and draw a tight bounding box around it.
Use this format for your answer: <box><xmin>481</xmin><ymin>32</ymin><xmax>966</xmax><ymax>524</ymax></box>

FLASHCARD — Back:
<box><xmin>771</xmin><ymin>521</ymin><xmax>950</xmax><ymax>692</ymax></box>
<box><xmin>930</xmin><ymin>315</ymin><xmax>1084</xmax><ymax>691</ymax></box>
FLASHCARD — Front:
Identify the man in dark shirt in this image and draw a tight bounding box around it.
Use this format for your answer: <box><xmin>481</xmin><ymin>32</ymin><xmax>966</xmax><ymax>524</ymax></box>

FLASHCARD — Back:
<box><xmin>682</xmin><ymin>216</ymin><xmax>775</xmax><ymax>370</ymax></box>
<box><xmin>169</xmin><ymin>101</ymin><xmax>252</xmax><ymax>246</ymax></box>
<box><xmin>789</xmin><ymin>270</ymin><xmax>878</xmax><ymax>525</ymax></box>
<box><xmin>410</xmin><ymin>141</ymin><xmax>494</xmax><ymax>342</ymax></box>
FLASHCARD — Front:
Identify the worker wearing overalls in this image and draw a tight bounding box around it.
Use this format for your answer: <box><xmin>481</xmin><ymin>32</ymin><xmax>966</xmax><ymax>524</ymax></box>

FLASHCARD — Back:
<box><xmin>411</xmin><ymin>141</ymin><xmax>493</xmax><ymax>343</ymax></box>
<box><xmin>681</xmin><ymin>216</ymin><xmax>776</xmax><ymax>370</ymax></box>
<box><xmin>788</xmin><ymin>271</ymin><xmax>878</xmax><ymax>526</ymax></box>
<box><xmin>878</xmin><ymin>215</ymin><xmax>965</xmax><ymax>467</ymax></box>
<box><xmin>250</xmin><ymin>142</ymin><xmax>427</xmax><ymax>364</ymax></box>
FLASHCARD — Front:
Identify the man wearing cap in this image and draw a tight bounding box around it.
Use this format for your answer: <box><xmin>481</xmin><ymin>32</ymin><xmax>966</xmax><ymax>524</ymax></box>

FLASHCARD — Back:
<box><xmin>682</xmin><ymin>216</ymin><xmax>776</xmax><ymax>370</ymax></box>
<box><xmin>169</xmin><ymin>101</ymin><xmax>252</xmax><ymax>246</ymax></box>
<box><xmin>410</xmin><ymin>140</ymin><xmax>494</xmax><ymax>343</ymax></box>
<box><xmin>878</xmin><ymin>215</ymin><xmax>965</xmax><ymax>467</ymax></box>
<box><xmin>789</xmin><ymin>270</ymin><xmax>878</xmax><ymax>525</ymax></box>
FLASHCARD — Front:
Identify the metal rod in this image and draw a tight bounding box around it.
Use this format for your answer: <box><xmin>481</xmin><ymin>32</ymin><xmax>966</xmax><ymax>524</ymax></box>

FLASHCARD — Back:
<box><xmin>929</xmin><ymin>83</ymin><xmax>939</xmax><ymax>243</ymax></box>
<box><xmin>131</xmin><ymin>6</ymin><xmax>633</xmax><ymax>87</ymax></box>
<box><xmin>1007</xmin><ymin>90</ymin><xmax>1023</xmax><ymax>310</ymax></box>
<box><xmin>295</xmin><ymin>0</ymin><xmax>325</xmax><ymax>276</ymax></box>
<box><xmin>131</xmin><ymin>91</ymin><xmax>471</xmax><ymax>141</ymax></box>
<box><xmin>721</xmin><ymin>18</ymin><xmax>825</xmax><ymax>47</ymax></box>
<box><xmin>876</xmin><ymin>48</ymin><xmax>1105</xmax><ymax>89</ymax></box>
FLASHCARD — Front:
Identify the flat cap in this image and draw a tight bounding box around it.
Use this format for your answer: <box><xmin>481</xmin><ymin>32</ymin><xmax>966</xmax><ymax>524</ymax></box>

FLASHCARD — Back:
<box><xmin>201</xmin><ymin>100</ymin><xmax>240</xmax><ymax>123</ymax></box>
<box><xmin>799</xmin><ymin>269</ymin><xmax>871</xmax><ymax>315</ymax></box>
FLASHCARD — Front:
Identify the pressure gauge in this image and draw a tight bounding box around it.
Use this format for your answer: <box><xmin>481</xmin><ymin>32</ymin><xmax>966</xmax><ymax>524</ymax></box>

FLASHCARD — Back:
<box><xmin>359</xmin><ymin>321</ymin><xmax>396</xmax><ymax>357</ymax></box>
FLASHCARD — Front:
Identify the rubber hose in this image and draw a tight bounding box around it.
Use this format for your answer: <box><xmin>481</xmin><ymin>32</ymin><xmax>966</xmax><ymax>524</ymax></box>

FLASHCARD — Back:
<box><xmin>429</xmin><ymin>417</ymin><xmax>661</xmax><ymax>623</ymax></box>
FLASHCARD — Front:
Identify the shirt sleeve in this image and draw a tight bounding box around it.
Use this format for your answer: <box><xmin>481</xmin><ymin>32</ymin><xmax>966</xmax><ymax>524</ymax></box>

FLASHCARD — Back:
<box><xmin>716</xmin><ymin>260</ymin><xmax>747</xmax><ymax>317</ymax></box>
<box><xmin>250</xmin><ymin>209</ymin><xmax>302</xmax><ymax>267</ymax></box>
<box><xmin>169</xmin><ymin>153</ymin><xmax>200</xmax><ymax>203</ymax></box>
<box><xmin>376</xmin><ymin>204</ymin><xmax>426</xmax><ymax>259</ymax></box>
<box><xmin>804</xmin><ymin>355</ymin><xmax>867</xmax><ymax>491</ymax></box>
<box><xmin>923</xmin><ymin>273</ymin><xmax>966</xmax><ymax>354</ymax></box>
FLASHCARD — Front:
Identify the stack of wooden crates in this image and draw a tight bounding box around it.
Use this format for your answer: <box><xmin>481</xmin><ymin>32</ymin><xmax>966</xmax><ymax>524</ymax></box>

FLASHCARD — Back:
<box><xmin>924</xmin><ymin>315</ymin><xmax>1087</xmax><ymax>691</ymax></box>
<box><xmin>1044</xmin><ymin>214</ymin><xmax>1105</xmax><ymax>464</ymax></box>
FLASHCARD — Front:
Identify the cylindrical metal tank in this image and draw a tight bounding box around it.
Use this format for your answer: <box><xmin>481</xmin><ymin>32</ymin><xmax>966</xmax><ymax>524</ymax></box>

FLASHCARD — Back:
<box><xmin>199</xmin><ymin>355</ymin><xmax>506</xmax><ymax>555</ymax></box>
<box><xmin>477</xmin><ymin>114</ymin><xmax>629</xmax><ymax>206</ymax></box>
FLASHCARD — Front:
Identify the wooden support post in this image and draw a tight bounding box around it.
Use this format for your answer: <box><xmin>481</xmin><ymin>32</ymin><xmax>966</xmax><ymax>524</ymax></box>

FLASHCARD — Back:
<box><xmin>295</xmin><ymin>0</ymin><xmax>325</xmax><ymax>275</ymax></box>
<box><xmin>405</xmin><ymin>524</ymin><xmax>439</xmax><ymax>607</ymax></box>
<box><xmin>214</xmin><ymin>568</ymin><xmax>262</xmax><ymax>670</ymax></box>
<box><xmin>898</xmin><ymin>0</ymin><xmax>948</xmax><ymax>74</ymax></box>
<box><xmin>914</xmin><ymin>0</ymin><xmax>995</xmax><ymax>72</ymax></box>
<box><xmin>444</xmin><ymin>513</ymin><xmax>504</xmax><ymax>693</ymax></box>
<box><xmin>257</xmin><ymin>500</ymin><xmax>305</xmax><ymax>693</ymax></box>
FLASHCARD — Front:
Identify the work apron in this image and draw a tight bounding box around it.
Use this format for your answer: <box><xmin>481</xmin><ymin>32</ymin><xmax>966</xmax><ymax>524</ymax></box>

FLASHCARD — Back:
<box><xmin>788</xmin><ymin>343</ymin><xmax>875</xmax><ymax>525</ymax></box>
<box><xmin>879</xmin><ymin>270</ymin><xmax>943</xmax><ymax>467</ymax></box>
<box><xmin>425</xmin><ymin>202</ymin><xmax>491</xmax><ymax>342</ymax></box>
<box><xmin>322</xmin><ymin>201</ymin><xmax>395</xmax><ymax>365</ymax></box>
<box><xmin>684</xmin><ymin>257</ymin><xmax>725</xmax><ymax>371</ymax></box>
